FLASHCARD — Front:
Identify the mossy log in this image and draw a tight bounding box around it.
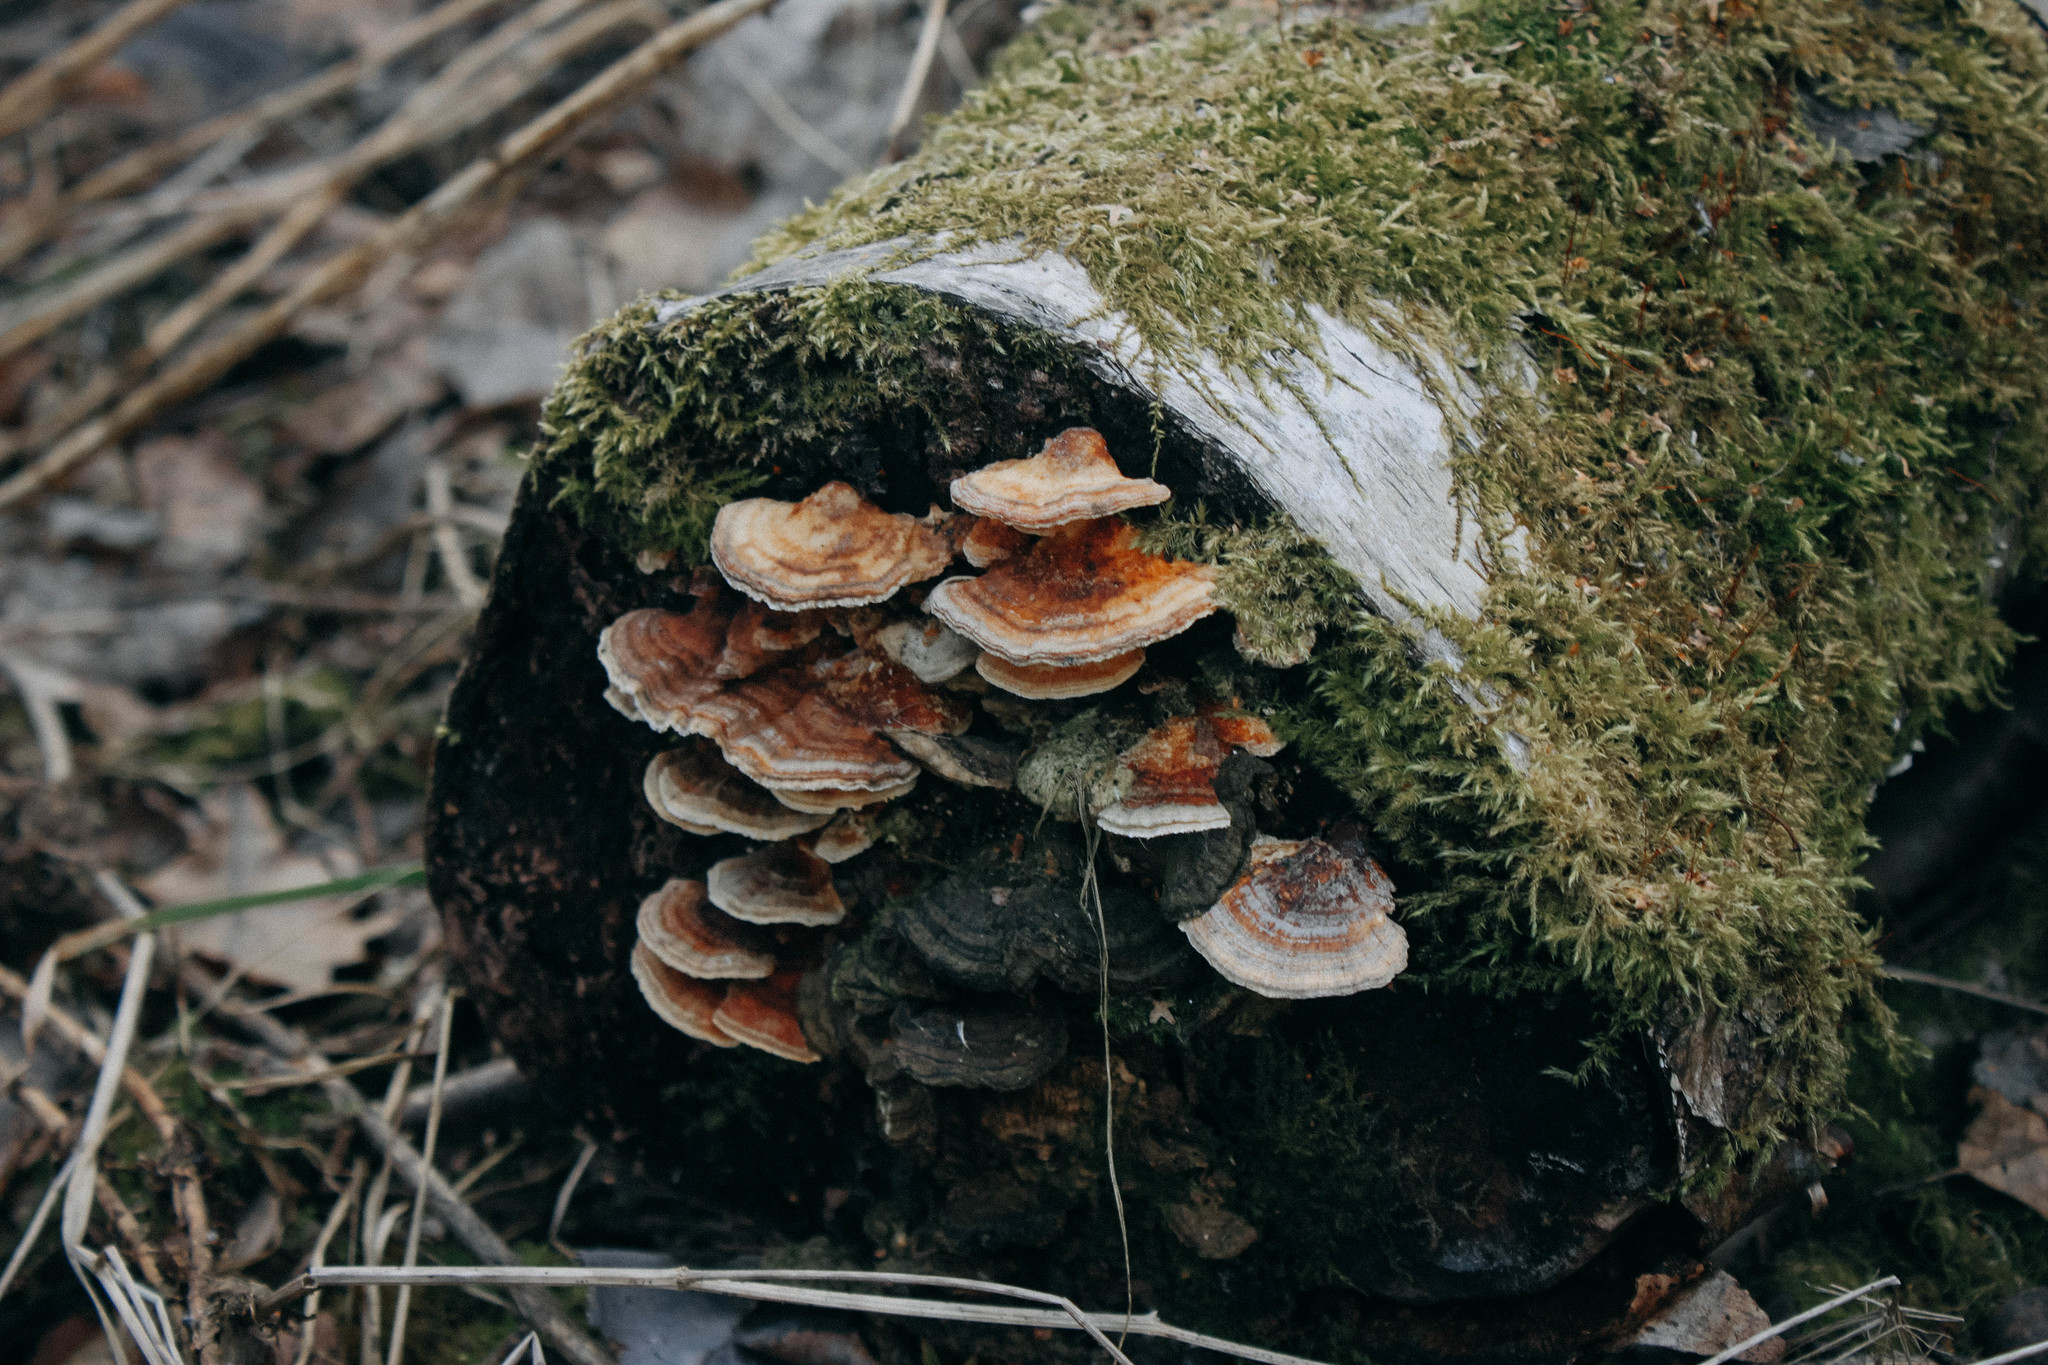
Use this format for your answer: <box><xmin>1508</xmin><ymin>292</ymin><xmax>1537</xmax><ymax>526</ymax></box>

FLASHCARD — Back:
<box><xmin>426</xmin><ymin>1</ymin><xmax>2048</xmax><ymax>1360</ymax></box>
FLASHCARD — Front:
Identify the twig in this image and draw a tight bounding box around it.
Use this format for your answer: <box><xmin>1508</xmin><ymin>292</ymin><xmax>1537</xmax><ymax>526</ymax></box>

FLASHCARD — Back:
<box><xmin>885</xmin><ymin>0</ymin><xmax>949</xmax><ymax>155</ymax></box>
<box><xmin>718</xmin><ymin>46</ymin><xmax>860</xmax><ymax>176</ymax></box>
<box><xmin>0</xmin><ymin>210</ymin><xmax>254</xmax><ymax>362</ymax></box>
<box><xmin>0</xmin><ymin>0</ymin><xmax>508</xmax><ymax>270</ymax></box>
<box><xmin>546</xmin><ymin>1141</ymin><xmax>598</xmax><ymax>1253</ymax></box>
<box><xmin>197</xmin><ymin>971</ymin><xmax>616</xmax><ymax>1365</ymax></box>
<box><xmin>0</xmin><ymin>0</ymin><xmax>196</xmax><ymax>142</ymax></box>
<box><xmin>296</xmin><ymin>1159</ymin><xmax>369</xmax><ymax>1365</ymax></box>
<box><xmin>0</xmin><ymin>653</ymin><xmax>83</xmax><ymax>782</ymax></box>
<box><xmin>58</xmin><ymin>873</ymin><xmax>158</xmax><ymax>1360</ymax></box>
<box><xmin>1879</xmin><ymin>966</ymin><xmax>2048</xmax><ymax>1018</ymax></box>
<box><xmin>0</xmin><ymin>0</ymin><xmax>638</xmax><ymax>367</ymax></box>
<box><xmin>1078</xmin><ymin>801</ymin><xmax>1132</xmax><ymax>1339</ymax></box>
<box><xmin>0</xmin><ymin>0</ymin><xmax>780</xmax><ymax>513</ymax></box>
<box><xmin>267</xmin><ymin>1265</ymin><xmax>1345</xmax><ymax>1365</ymax></box>
<box><xmin>425</xmin><ymin>461</ymin><xmax>488</xmax><ymax>608</ymax></box>
<box><xmin>1697</xmin><ymin>1277</ymin><xmax>1902</xmax><ymax>1365</ymax></box>
<box><xmin>386</xmin><ymin>994</ymin><xmax>454</xmax><ymax>1365</ymax></box>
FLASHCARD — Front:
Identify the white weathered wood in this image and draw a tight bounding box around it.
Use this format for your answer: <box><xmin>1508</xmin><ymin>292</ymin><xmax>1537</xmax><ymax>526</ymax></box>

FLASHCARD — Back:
<box><xmin>655</xmin><ymin>237</ymin><xmax>1493</xmax><ymax>629</ymax></box>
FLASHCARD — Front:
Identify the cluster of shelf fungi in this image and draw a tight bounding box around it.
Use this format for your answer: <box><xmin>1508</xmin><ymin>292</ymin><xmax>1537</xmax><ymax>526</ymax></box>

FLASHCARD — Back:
<box><xmin>596</xmin><ymin>428</ymin><xmax>1407</xmax><ymax>1088</ymax></box>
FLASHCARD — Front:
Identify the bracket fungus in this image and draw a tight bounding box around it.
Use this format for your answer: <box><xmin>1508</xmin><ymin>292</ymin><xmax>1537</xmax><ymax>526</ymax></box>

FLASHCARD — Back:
<box><xmin>960</xmin><ymin>517</ymin><xmax>1032</xmax><ymax>568</ymax></box>
<box><xmin>949</xmin><ymin>427</ymin><xmax>1170</xmax><ymax>532</ymax></box>
<box><xmin>712</xmin><ymin>971</ymin><xmax>820</xmax><ymax>1063</ymax></box>
<box><xmin>1182</xmin><ymin>835</ymin><xmax>1408</xmax><ymax>999</ymax></box>
<box><xmin>644</xmin><ymin>744</ymin><xmax>830</xmax><ymax>841</ymax></box>
<box><xmin>974</xmin><ymin>648</ymin><xmax>1145</xmax><ymax>701</ymax></box>
<box><xmin>707</xmin><ymin>840</ymin><xmax>847</xmax><ymax>927</ymax></box>
<box><xmin>636</xmin><ymin>878</ymin><xmax>777</xmax><ymax>981</ymax></box>
<box><xmin>710</xmin><ymin>482</ymin><xmax>952</xmax><ymax>609</ymax></box>
<box><xmin>1096</xmin><ymin>715</ymin><xmax>1233</xmax><ymax>839</ymax></box>
<box><xmin>924</xmin><ymin>518</ymin><xmax>1217</xmax><ymax>666</ymax></box>
<box><xmin>629</xmin><ymin>944</ymin><xmax>737</xmax><ymax>1047</ymax></box>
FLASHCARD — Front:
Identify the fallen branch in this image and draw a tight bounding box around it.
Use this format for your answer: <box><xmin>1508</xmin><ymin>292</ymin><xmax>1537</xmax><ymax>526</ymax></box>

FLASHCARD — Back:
<box><xmin>1878</xmin><ymin>966</ymin><xmax>2048</xmax><ymax>1018</ymax></box>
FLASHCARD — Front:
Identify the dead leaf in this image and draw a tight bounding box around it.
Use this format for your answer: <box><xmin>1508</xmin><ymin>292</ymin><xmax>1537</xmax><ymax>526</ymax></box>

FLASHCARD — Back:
<box><xmin>1960</xmin><ymin>1086</ymin><xmax>2048</xmax><ymax>1218</ymax></box>
<box><xmin>138</xmin><ymin>785</ymin><xmax>401</xmax><ymax>993</ymax></box>
<box><xmin>1630</xmin><ymin>1269</ymin><xmax>1784</xmax><ymax>1362</ymax></box>
<box><xmin>281</xmin><ymin>340</ymin><xmax>444</xmax><ymax>455</ymax></box>
<box><xmin>132</xmin><ymin>433</ymin><xmax>264</xmax><ymax>574</ymax></box>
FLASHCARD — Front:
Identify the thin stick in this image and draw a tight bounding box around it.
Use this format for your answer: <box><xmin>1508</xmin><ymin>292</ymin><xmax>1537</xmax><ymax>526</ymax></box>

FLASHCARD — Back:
<box><xmin>57</xmin><ymin>875</ymin><xmax>157</xmax><ymax>1363</ymax></box>
<box><xmin>1078</xmin><ymin>800</ymin><xmax>1132</xmax><ymax>1341</ymax></box>
<box><xmin>1697</xmin><ymin>1277</ymin><xmax>1902</xmax><ymax>1365</ymax></box>
<box><xmin>197</xmin><ymin>969</ymin><xmax>616</xmax><ymax>1365</ymax></box>
<box><xmin>718</xmin><ymin>46</ymin><xmax>860</xmax><ymax>176</ymax></box>
<box><xmin>297</xmin><ymin>1159</ymin><xmax>369</xmax><ymax>1365</ymax></box>
<box><xmin>0</xmin><ymin>0</ymin><xmax>779</xmax><ymax>514</ymax></box>
<box><xmin>0</xmin><ymin>210</ymin><xmax>253</xmax><ymax>362</ymax></box>
<box><xmin>386</xmin><ymin>995</ymin><xmax>455</xmax><ymax>1365</ymax></box>
<box><xmin>547</xmin><ymin>1141</ymin><xmax>598</xmax><ymax>1251</ymax></box>
<box><xmin>0</xmin><ymin>0</ymin><xmax>624</xmax><ymax>366</ymax></box>
<box><xmin>425</xmin><ymin>462</ymin><xmax>487</xmax><ymax>608</ymax></box>
<box><xmin>0</xmin><ymin>0</ymin><xmax>195</xmax><ymax>142</ymax></box>
<box><xmin>885</xmin><ymin>0</ymin><xmax>948</xmax><ymax>154</ymax></box>
<box><xmin>1879</xmin><ymin>967</ymin><xmax>2048</xmax><ymax>1018</ymax></box>
<box><xmin>273</xmin><ymin>1265</ymin><xmax>1340</xmax><ymax>1365</ymax></box>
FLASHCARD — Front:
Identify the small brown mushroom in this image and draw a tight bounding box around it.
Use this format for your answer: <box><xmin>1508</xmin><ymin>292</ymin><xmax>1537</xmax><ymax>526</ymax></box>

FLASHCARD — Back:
<box><xmin>1096</xmin><ymin>716</ymin><xmax>1231</xmax><ymax>838</ymax></box>
<box><xmin>713</xmin><ymin>599</ymin><xmax>826</xmax><ymax>680</ymax></box>
<box><xmin>707</xmin><ymin>840</ymin><xmax>847</xmax><ymax>926</ymax></box>
<box><xmin>811</xmin><ymin>809</ymin><xmax>878</xmax><ymax>863</ymax></box>
<box><xmin>631</xmin><ymin>942</ymin><xmax>738</xmax><ymax>1045</ymax></box>
<box><xmin>636</xmin><ymin>878</ymin><xmax>777</xmax><ymax>980</ymax></box>
<box><xmin>925</xmin><ymin>518</ymin><xmax>1217</xmax><ymax>666</ymax></box>
<box><xmin>975</xmin><ymin>649</ymin><xmax>1145</xmax><ymax>700</ymax></box>
<box><xmin>949</xmin><ymin>428</ymin><xmax>1170</xmax><ymax>532</ymax></box>
<box><xmin>644</xmin><ymin>745</ymin><xmax>831</xmax><ymax>841</ymax></box>
<box><xmin>961</xmin><ymin>517</ymin><xmax>1033</xmax><ymax>568</ymax></box>
<box><xmin>598</xmin><ymin>602</ymin><xmax>732</xmax><ymax>731</ymax></box>
<box><xmin>710</xmin><ymin>482</ymin><xmax>953</xmax><ymax>610</ymax></box>
<box><xmin>1181</xmin><ymin>836</ymin><xmax>1406</xmax><ymax>999</ymax></box>
<box><xmin>689</xmin><ymin>673</ymin><xmax>919</xmax><ymax>793</ymax></box>
<box><xmin>713</xmin><ymin>970</ymin><xmax>821</xmax><ymax>1062</ymax></box>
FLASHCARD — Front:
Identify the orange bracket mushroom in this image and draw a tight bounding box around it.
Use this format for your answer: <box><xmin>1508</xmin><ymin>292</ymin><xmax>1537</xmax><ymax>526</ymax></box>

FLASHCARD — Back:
<box><xmin>631</xmin><ymin>943</ymin><xmax>738</xmax><ymax>1046</ymax></box>
<box><xmin>925</xmin><ymin>517</ymin><xmax>1217</xmax><ymax>675</ymax></box>
<box><xmin>710</xmin><ymin>482</ymin><xmax>953</xmax><ymax>610</ymax></box>
<box><xmin>636</xmin><ymin>878</ymin><xmax>777</xmax><ymax>980</ymax></box>
<box><xmin>1097</xmin><ymin>715</ymin><xmax>1232</xmax><ymax>838</ymax></box>
<box><xmin>1181</xmin><ymin>836</ymin><xmax>1407</xmax><ymax>999</ymax></box>
<box><xmin>949</xmin><ymin>427</ymin><xmax>1170</xmax><ymax>532</ymax></box>
<box><xmin>707</xmin><ymin>839</ymin><xmax>847</xmax><ymax>926</ymax></box>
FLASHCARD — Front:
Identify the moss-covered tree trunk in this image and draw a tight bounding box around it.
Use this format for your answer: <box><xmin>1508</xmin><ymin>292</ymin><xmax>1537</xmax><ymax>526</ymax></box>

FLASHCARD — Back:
<box><xmin>426</xmin><ymin>1</ymin><xmax>2048</xmax><ymax>1360</ymax></box>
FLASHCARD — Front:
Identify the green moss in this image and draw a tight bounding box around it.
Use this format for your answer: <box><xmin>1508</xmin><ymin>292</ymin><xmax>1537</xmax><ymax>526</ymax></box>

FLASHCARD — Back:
<box><xmin>535</xmin><ymin>0</ymin><xmax>2048</xmax><ymax>1173</ymax></box>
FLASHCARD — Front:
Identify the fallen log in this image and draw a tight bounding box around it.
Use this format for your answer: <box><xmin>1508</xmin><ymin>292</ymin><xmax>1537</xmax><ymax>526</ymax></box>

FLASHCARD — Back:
<box><xmin>425</xmin><ymin>0</ymin><xmax>2048</xmax><ymax>1359</ymax></box>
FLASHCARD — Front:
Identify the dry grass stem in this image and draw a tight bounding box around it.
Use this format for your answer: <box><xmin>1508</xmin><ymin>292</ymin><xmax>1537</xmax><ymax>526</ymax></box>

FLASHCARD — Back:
<box><xmin>0</xmin><ymin>0</ymin><xmax>508</xmax><ymax>268</ymax></box>
<box><xmin>1879</xmin><ymin>967</ymin><xmax>2048</xmax><ymax>1018</ymax></box>
<box><xmin>885</xmin><ymin>0</ymin><xmax>947</xmax><ymax>153</ymax></box>
<box><xmin>0</xmin><ymin>0</ymin><xmax>778</xmax><ymax>513</ymax></box>
<box><xmin>0</xmin><ymin>0</ymin><xmax>195</xmax><ymax>141</ymax></box>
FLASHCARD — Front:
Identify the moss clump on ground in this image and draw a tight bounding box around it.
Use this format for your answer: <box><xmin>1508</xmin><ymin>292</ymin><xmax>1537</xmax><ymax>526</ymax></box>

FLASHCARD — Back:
<box><xmin>536</xmin><ymin>0</ymin><xmax>2048</xmax><ymax>1174</ymax></box>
